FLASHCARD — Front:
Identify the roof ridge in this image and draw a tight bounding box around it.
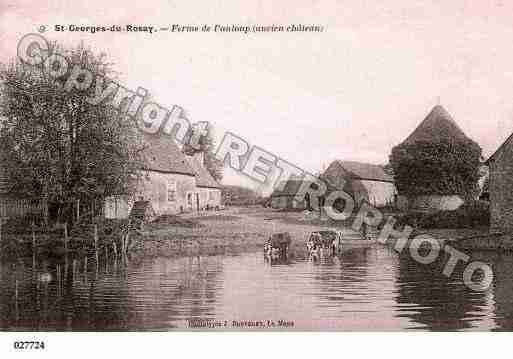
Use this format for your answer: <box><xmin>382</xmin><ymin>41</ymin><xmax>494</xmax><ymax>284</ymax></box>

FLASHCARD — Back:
<box><xmin>142</xmin><ymin>134</ymin><xmax>196</xmax><ymax>176</ymax></box>
<box><xmin>185</xmin><ymin>153</ymin><xmax>222</xmax><ymax>189</ymax></box>
<box><xmin>330</xmin><ymin>160</ymin><xmax>393</xmax><ymax>182</ymax></box>
<box><xmin>402</xmin><ymin>105</ymin><xmax>469</xmax><ymax>145</ymax></box>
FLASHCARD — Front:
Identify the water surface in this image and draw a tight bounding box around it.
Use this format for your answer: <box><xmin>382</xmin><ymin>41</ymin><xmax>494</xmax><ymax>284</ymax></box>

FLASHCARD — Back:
<box><xmin>0</xmin><ymin>246</ymin><xmax>511</xmax><ymax>331</ymax></box>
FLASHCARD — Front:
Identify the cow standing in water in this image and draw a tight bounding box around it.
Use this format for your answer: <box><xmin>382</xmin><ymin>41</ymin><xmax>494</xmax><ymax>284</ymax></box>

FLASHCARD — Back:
<box><xmin>307</xmin><ymin>230</ymin><xmax>343</xmax><ymax>260</ymax></box>
<box><xmin>264</xmin><ymin>232</ymin><xmax>292</xmax><ymax>262</ymax></box>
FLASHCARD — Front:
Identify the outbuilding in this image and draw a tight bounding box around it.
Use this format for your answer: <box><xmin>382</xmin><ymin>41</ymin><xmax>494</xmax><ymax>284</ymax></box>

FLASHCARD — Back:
<box><xmin>322</xmin><ymin>160</ymin><xmax>396</xmax><ymax>208</ymax></box>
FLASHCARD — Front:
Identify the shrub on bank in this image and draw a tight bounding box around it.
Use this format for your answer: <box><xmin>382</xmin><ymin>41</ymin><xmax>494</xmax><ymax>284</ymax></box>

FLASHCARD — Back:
<box><xmin>420</xmin><ymin>200</ymin><xmax>490</xmax><ymax>229</ymax></box>
<box><xmin>2</xmin><ymin>213</ymin><xmax>50</xmax><ymax>234</ymax></box>
<box><xmin>394</xmin><ymin>200</ymin><xmax>490</xmax><ymax>229</ymax></box>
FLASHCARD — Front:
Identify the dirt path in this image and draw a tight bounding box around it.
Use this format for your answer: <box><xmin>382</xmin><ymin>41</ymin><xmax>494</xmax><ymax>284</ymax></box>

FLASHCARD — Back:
<box><xmin>134</xmin><ymin>207</ymin><xmax>367</xmax><ymax>258</ymax></box>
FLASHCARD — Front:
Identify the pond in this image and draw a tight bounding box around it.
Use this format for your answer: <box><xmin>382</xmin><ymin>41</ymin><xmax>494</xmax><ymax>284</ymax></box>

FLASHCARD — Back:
<box><xmin>0</xmin><ymin>246</ymin><xmax>511</xmax><ymax>331</ymax></box>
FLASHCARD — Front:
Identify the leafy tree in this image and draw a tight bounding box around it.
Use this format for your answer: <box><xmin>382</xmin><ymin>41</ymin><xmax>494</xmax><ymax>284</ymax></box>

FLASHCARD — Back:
<box><xmin>390</xmin><ymin>138</ymin><xmax>481</xmax><ymax>200</ymax></box>
<box><xmin>0</xmin><ymin>42</ymin><xmax>145</xmax><ymax>224</ymax></box>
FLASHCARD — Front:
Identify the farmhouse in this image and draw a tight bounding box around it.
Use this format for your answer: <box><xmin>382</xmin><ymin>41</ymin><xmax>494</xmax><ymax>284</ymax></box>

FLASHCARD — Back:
<box><xmin>486</xmin><ymin>133</ymin><xmax>513</xmax><ymax>233</ymax></box>
<box><xmin>185</xmin><ymin>153</ymin><xmax>222</xmax><ymax>210</ymax></box>
<box><xmin>322</xmin><ymin>160</ymin><xmax>396</xmax><ymax>208</ymax></box>
<box><xmin>393</xmin><ymin>105</ymin><xmax>472</xmax><ymax>212</ymax></box>
<box><xmin>105</xmin><ymin>134</ymin><xmax>198</xmax><ymax>219</ymax></box>
<box><xmin>0</xmin><ymin>131</ymin><xmax>221</xmax><ymax>221</ymax></box>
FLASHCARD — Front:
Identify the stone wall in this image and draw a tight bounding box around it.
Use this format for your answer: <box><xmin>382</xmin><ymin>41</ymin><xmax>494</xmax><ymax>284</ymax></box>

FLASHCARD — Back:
<box><xmin>137</xmin><ymin>171</ymin><xmax>197</xmax><ymax>214</ymax></box>
<box><xmin>270</xmin><ymin>196</ymin><xmax>307</xmax><ymax>209</ymax></box>
<box><xmin>408</xmin><ymin>195</ymin><xmax>464</xmax><ymax>212</ymax></box>
<box><xmin>454</xmin><ymin>233</ymin><xmax>513</xmax><ymax>251</ymax></box>
<box><xmin>105</xmin><ymin>171</ymin><xmax>197</xmax><ymax>219</ymax></box>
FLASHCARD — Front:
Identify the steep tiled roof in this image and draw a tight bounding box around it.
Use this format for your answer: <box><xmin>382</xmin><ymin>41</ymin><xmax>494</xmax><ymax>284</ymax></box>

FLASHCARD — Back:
<box><xmin>333</xmin><ymin>160</ymin><xmax>394</xmax><ymax>182</ymax></box>
<box><xmin>486</xmin><ymin>132</ymin><xmax>513</xmax><ymax>164</ymax></box>
<box><xmin>186</xmin><ymin>155</ymin><xmax>222</xmax><ymax>189</ymax></box>
<box><xmin>271</xmin><ymin>176</ymin><xmax>322</xmax><ymax>197</ymax></box>
<box><xmin>142</xmin><ymin>134</ymin><xmax>196</xmax><ymax>176</ymax></box>
<box><xmin>402</xmin><ymin>105</ymin><xmax>470</xmax><ymax>145</ymax></box>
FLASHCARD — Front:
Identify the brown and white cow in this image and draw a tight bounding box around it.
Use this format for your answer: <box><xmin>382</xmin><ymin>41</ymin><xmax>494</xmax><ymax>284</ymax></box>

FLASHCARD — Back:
<box><xmin>306</xmin><ymin>230</ymin><xmax>343</xmax><ymax>259</ymax></box>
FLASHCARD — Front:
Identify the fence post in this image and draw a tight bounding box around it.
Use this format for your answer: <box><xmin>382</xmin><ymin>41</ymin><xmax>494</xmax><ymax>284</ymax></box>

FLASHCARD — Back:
<box><xmin>32</xmin><ymin>221</ymin><xmax>36</xmax><ymax>252</ymax></box>
<box><xmin>94</xmin><ymin>224</ymin><xmax>99</xmax><ymax>266</ymax></box>
<box><xmin>64</xmin><ymin>222</ymin><xmax>69</xmax><ymax>252</ymax></box>
<box><xmin>76</xmin><ymin>199</ymin><xmax>80</xmax><ymax>223</ymax></box>
<box><xmin>125</xmin><ymin>231</ymin><xmax>130</xmax><ymax>255</ymax></box>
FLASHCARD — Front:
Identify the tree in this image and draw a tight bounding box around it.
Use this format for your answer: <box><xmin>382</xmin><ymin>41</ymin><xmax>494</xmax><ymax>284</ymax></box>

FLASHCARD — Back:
<box><xmin>182</xmin><ymin>122</ymin><xmax>223</xmax><ymax>181</ymax></box>
<box><xmin>390</xmin><ymin>138</ymin><xmax>482</xmax><ymax>200</ymax></box>
<box><xmin>0</xmin><ymin>42</ymin><xmax>145</xmax><ymax>224</ymax></box>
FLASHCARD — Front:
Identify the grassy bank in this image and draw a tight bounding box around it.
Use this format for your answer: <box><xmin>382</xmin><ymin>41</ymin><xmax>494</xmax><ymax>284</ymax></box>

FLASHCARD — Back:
<box><xmin>0</xmin><ymin>207</ymin><xmax>379</xmax><ymax>262</ymax></box>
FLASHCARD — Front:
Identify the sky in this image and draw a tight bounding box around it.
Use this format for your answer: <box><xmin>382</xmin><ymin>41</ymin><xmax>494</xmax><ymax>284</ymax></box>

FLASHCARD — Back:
<box><xmin>1</xmin><ymin>0</ymin><xmax>513</xmax><ymax>191</ymax></box>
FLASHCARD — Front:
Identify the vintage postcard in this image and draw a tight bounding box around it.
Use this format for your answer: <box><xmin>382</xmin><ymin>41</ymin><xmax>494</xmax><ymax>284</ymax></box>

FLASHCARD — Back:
<box><xmin>0</xmin><ymin>1</ymin><xmax>512</xmax><ymax>352</ymax></box>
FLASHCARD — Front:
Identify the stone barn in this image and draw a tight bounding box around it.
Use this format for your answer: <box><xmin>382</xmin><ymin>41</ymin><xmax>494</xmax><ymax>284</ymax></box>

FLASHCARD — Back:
<box><xmin>393</xmin><ymin>105</ymin><xmax>470</xmax><ymax>212</ymax></box>
<box><xmin>270</xmin><ymin>178</ymin><xmax>320</xmax><ymax>210</ymax></box>
<box><xmin>105</xmin><ymin>134</ymin><xmax>197</xmax><ymax>219</ymax></box>
<box><xmin>186</xmin><ymin>154</ymin><xmax>222</xmax><ymax>210</ymax></box>
<box><xmin>486</xmin><ymin>132</ymin><xmax>513</xmax><ymax>233</ymax></box>
<box><xmin>322</xmin><ymin>160</ymin><xmax>396</xmax><ymax>208</ymax></box>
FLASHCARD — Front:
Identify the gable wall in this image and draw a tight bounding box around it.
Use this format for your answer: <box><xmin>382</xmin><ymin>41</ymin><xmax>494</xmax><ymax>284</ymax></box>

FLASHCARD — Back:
<box><xmin>323</xmin><ymin>162</ymin><xmax>350</xmax><ymax>190</ymax></box>
<box><xmin>490</xmin><ymin>136</ymin><xmax>513</xmax><ymax>232</ymax></box>
<box><xmin>358</xmin><ymin>180</ymin><xmax>397</xmax><ymax>207</ymax></box>
<box><xmin>323</xmin><ymin>162</ymin><xmax>397</xmax><ymax>207</ymax></box>
<box><xmin>136</xmin><ymin>170</ymin><xmax>197</xmax><ymax>215</ymax></box>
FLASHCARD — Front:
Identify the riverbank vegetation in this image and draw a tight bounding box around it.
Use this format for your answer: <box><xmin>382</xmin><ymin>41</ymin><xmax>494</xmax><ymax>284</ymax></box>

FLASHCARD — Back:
<box><xmin>395</xmin><ymin>200</ymin><xmax>490</xmax><ymax>230</ymax></box>
<box><xmin>0</xmin><ymin>42</ymin><xmax>146</xmax><ymax>226</ymax></box>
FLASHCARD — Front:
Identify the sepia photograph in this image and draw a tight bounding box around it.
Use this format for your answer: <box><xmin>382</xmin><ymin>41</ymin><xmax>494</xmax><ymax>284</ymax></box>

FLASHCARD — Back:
<box><xmin>0</xmin><ymin>0</ymin><xmax>512</xmax><ymax>356</ymax></box>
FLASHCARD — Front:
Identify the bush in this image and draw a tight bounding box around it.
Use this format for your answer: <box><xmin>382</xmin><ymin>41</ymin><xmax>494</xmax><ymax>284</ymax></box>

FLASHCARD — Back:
<box><xmin>2</xmin><ymin>213</ymin><xmax>48</xmax><ymax>234</ymax></box>
<box><xmin>395</xmin><ymin>200</ymin><xmax>489</xmax><ymax>229</ymax></box>
<box><xmin>393</xmin><ymin>211</ymin><xmax>427</xmax><ymax>228</ymax></box>
<box><xmin>390</xmin><ymin>139</ymin><xmax>482</xmax><ymax>199</ymax></box>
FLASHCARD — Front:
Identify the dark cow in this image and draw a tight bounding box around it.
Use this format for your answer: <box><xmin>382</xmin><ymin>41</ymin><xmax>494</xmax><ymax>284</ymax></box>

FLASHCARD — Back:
<box><xmin>264</xmin><ymin>232</ymin><xmax>292</xmax><ymax>260</ymax></box>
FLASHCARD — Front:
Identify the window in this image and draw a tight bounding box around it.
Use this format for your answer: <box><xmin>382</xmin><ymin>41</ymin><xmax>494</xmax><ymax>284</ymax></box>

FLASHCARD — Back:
<box><xmin>167</xmin><ymin>180</ymin><xmax>177</xmax><ymax>202</ymax></box>
<box><xmin>209</xmin><ymin>191</ymin><xmax>216</xmax><ymax>200</ymax></box>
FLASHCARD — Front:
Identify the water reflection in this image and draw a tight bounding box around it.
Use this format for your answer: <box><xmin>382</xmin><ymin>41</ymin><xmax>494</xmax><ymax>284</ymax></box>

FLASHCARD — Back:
<box><xmin>485</xmin><ymin>252</ymin><xmax>513</xmax><ymax>331</ymax></box>
<box><xmin>394</xmin><ymin>252</ymin><xmax>495</xmax><ymax>331</ymax></box>
<box><xmin>0</xmin><ymin>246</ymin><xmax>511</xmax><ymax>331</ymax></box>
